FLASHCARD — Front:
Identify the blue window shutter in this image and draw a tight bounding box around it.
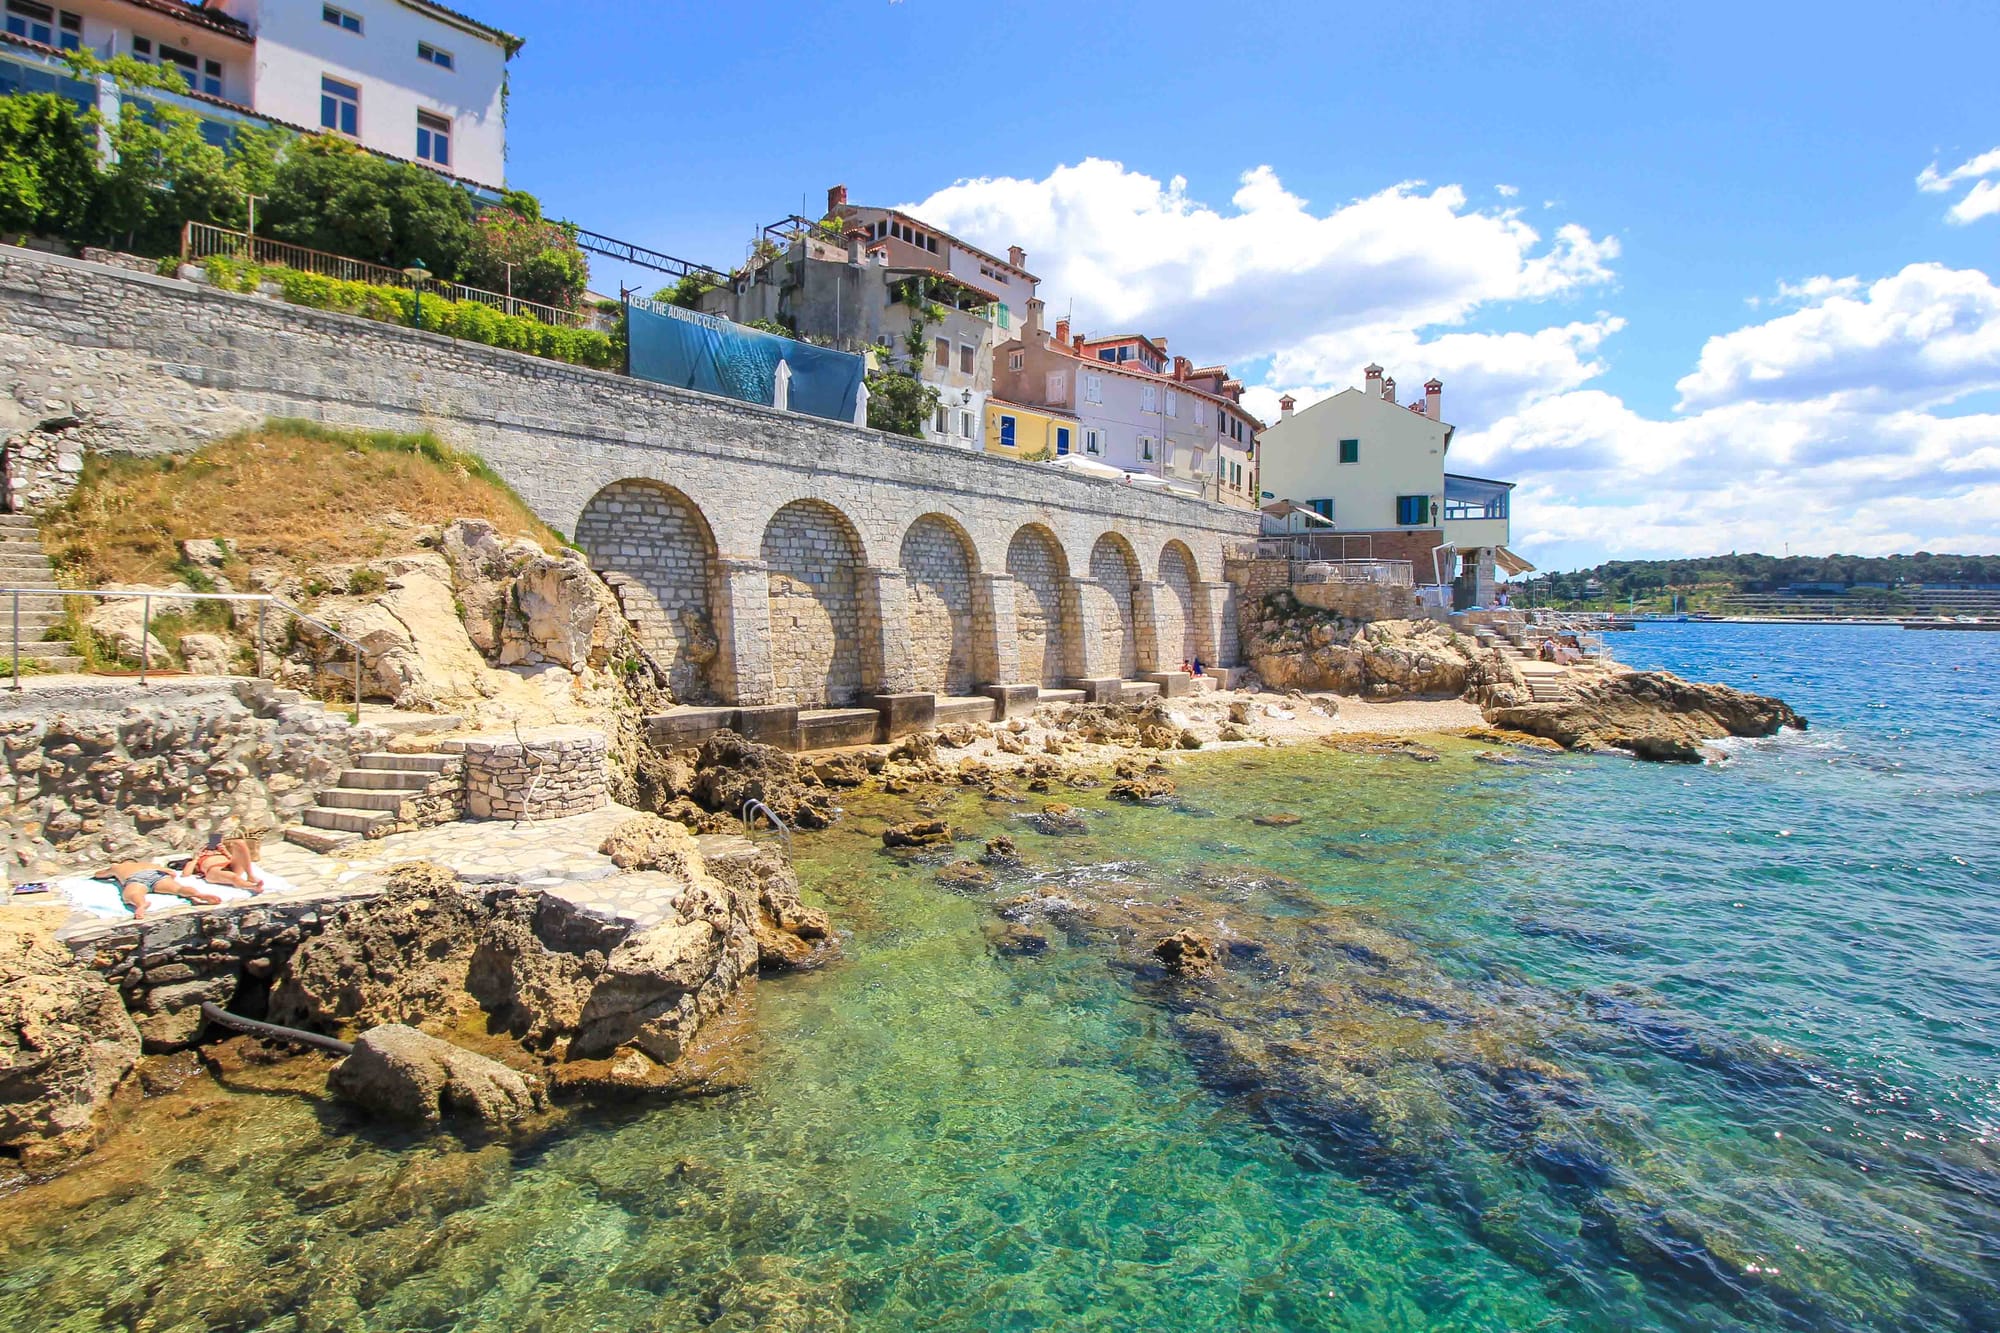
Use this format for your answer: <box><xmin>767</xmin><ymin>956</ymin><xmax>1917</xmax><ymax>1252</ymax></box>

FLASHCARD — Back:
<box><xmin>1056</xmin><ymin>427</ymin><xmax>1070</xmax><ymax>454</ymax></box>
<box><xmin>1000</xmin><ymin>416</ymin><xmax>1015</xmax><ymax>447</ymax></box>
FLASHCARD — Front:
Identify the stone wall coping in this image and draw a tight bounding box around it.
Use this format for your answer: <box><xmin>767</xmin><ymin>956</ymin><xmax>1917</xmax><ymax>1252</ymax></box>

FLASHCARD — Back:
<box><xmin>56</xmin><ymin>882</ymin><xmax>383</xmax><ymax>951</ymax></box>
<box><xmin>437</xmin><ymin>726</ymin><xmax>607</xmax><ymax>753</ymax></box>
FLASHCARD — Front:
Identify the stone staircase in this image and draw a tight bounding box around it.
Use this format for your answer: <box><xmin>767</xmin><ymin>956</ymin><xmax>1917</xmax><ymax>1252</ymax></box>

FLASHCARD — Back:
<box><xmin>1465</xmin><ymin>619</ymin><xmax>1567</xmax><ymax>703</ymax></box>
<box><xmin>0</xmin><ymin>513</ymin><xmax>81</xmax><ymax>672</ymax></box>
<box><xmin>286</xmin><ymin>751</ymin><xmax>456</xmax><ymax>851</ymax></box>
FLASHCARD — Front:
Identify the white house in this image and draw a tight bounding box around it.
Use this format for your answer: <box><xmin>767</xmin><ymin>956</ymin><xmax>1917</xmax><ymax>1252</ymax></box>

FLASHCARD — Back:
<box><xmin>0</xmin><ymin>0</ymin><xmax>517</xmax><ymax>187</ymax></box>
<box><xmin>1257</xmin><ymin>364</ymin><xmax>1526</xmax><ymax>603</ymax></box>
<box><xmin>210</xmin><ymin>0</ymin><xmax>517</xmax><ymax>187</ymax></box>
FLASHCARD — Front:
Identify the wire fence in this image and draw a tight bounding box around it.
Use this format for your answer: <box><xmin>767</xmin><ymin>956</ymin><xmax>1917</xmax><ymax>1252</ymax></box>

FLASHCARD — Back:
<box><xmin>182</xmin><ymin>222</ymin><xmax>589</xmax><ymax>329</ymax></box>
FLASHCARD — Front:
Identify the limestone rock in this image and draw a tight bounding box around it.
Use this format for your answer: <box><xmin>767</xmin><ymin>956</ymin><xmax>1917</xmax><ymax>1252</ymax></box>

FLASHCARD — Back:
<box><xmin>1484</xmin><ymin>670</ymin><xmax>1807</xmax><ymax>762</ymax></box>
<box><xmin>709</xmin><ymin>846</ymin><xmax>834</xmax><ymax>972</ymax></box>
<box><xmin>294</xmin><ymin>555</ymin><xmax>494</xmax><ymax>711</ymax></box>
<box><xmin>85</xmin><ymin>584</ymin><xmax>194</xmax><ymax>663</ymax></box>
<box><xmin>1252</xmin><ymin>812</ymin><xmax>1303</xmax><ymax>827</ymax></box>
<box><xmin>498</xmin><ymin>552</ymin><xmax>604</xmax><ymax>671</ymax></box>
<box><xmin>268</xmin><ymin>863</ymin><xmax>487</xmax><ymax>1033</ymax></box>
<box><xmin>177</xmin><ymin>632</ymin><xmax>233</xmax><ymax>676</ymax></box>
<box><xmin>883</xmin><ymin>819</ymin><xmax>953</xmax><ymax>849</ymax></box>
<box><xmin>1245</xmin><ymin>596</ymin><xmax>1507</xmax><ymax>699</ymax></box>
<box><xmin>690</xmin><ymin>731</ymin><xmax>834</xmax><ymax>831</ymax></box>
<box><xmin>981</xmin><ymin>835</ymin><xmax>1021</xmax><ymax>865</ymax></box>
<box><xmin>1030</xmin><ymin>804</ymin><xmax>1087</xmax><ymax>836</ymax></box>
<box><xmin>329</xmin><ymin>1024</ymin><xmax>546</xmax><ymax>1127</ymax></box>
<box><xmin>599</xmin><ymin>813</ymin><xmax>706</xmax><ymax>874</ymax></box>
<box><xmin>1108</xmin><ymin>775</ymin><xmax>1176</xmax><ymax>803</ymax></box>
<box><xmin>936</xmin><ymin>860</ymin><xmax>995</xmax><ymax>891</ymax></box>
<box><xmin>1154</xmin><ymin>929</ymin><xmax>1218</xmax><ymax>978</ymax></box>
<box><xmin>437</xmin><ymin>518</ymin><xmax>526</xmax><ymax>655</ymax></box>
<box><xmin>179</xmin><ymin>538</ymin><xmax>227</xmax><ymax>568</ymax></box>
<box><xmin>0</xmin><ymin>917</ymin><xmax>142</xmax><ymax>1166</ymax></box>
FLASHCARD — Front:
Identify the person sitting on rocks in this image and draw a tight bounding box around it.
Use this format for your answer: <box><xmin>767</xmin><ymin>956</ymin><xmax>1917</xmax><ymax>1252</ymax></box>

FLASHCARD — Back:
<box><xmin>189</xmin><ymin>829</ymin><xmax>265</xmax><ymax>893</ymax></box>
<box><xmin>92</xmin><ymin>860</ymin><xmax>220</xmax><ymax>919</ymax></box>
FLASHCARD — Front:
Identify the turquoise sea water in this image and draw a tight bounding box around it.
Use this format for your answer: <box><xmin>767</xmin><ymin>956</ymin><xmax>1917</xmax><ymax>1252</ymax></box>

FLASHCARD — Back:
<box><xmin>1</xmin><ymin>623</ymin><xmax>1994</xmax><ymax>1331</ymax></box>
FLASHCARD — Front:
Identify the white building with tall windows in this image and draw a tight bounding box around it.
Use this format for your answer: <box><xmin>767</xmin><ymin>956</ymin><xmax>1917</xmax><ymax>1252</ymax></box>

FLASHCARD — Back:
<box><xmin>0</xmin><ymin>0</ymin><xmax>518</xmax><ymax>187</ymax></box>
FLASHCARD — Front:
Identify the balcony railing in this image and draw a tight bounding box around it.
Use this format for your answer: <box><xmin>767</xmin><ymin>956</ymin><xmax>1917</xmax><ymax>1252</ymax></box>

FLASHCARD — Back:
<box><xmin>183</xmin><ymin>222</ymin><xmax>589</xmax><ymax>329</ymax></box>
<box><xmin>1293</xmin><ymin>559</ymin><xmax>1415</xmax><ymax>588</ymax></box>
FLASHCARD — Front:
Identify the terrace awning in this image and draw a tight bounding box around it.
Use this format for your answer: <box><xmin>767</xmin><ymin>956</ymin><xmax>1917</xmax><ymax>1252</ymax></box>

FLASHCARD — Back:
<box><xmin>1495</xmin><ymin>546</ymin><xmax>1536</xmax><ymax>576</ymax></box>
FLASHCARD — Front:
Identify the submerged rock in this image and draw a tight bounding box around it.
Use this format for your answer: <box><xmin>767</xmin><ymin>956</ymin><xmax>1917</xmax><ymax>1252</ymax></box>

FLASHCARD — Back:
<box><xmin>1108</xmin><ymin>775</ymin><xmax>1177</xmax><ymax>803</ymax></box>
<box><xmin>1484</xmin><ymin>670</ymin><xmax>1806</xmax><ymax>762</ymax></box>
<box><xmin>1029</xmin><ymin>804</ymin><xmax>1087</xmax><ymax>836</ymax></box>
<box><xmin>935</xmin><ymin>860</ymin><xmax>995</xmax><ymax>891</ymax></box>
<box><xmin>330</xmin><ymin>1024</ymin><xmax>547</xmax><ymax>1127</ymax></box>
<box><xmin>1153</xmin><ymin>930</ymin><xmax>1218</xmax><ymax>978</ymax></box>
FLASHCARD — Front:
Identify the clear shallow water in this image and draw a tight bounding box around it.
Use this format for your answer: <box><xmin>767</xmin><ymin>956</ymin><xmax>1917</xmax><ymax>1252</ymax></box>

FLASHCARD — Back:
<box><xmin>1</xmin><ymin>623</ymin><xmax>1994</xmax><ymax>1331</ymax></box>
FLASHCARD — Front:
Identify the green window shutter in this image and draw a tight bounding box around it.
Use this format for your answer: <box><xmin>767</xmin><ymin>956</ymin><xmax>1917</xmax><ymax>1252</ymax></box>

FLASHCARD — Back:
<box><xmin>1339</xmin><ymin>438</ymin><xmax>1359</xmax><ymax>464</ymax></box>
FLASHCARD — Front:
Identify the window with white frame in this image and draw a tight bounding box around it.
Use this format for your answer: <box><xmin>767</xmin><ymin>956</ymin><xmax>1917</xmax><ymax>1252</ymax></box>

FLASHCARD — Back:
<box><xmin>1083</xmin><ymin>428</ymin><xmax>1101</xmax><ymax>455</ymax></box>
<box><xmin>1140</xmin><ymin>384</ymin><xmax>1159</xmax><ymax>413</ymax></box>
<box><xmin>1045</xmin><ymin>371</ymin><xmax>1066</xmax><ymax>401</ymax></box>
<box><xmin>416</xmin><ymin>110</ymin><xmax>451</xmax><ymax>167</ymax></box>
<box><xmin>7</xmin><ymin>0</ymin><xmax>77</xmax><ymax>48</ymax></box>
<box><xmin>322</xmin><ymin>4</ymin><xmax>362</xmax><ymax>34</ymax></box>
<box><xmin>418</xmin><ymin>41</ymin><xmax>455</xmax><ymax>70</ymax></box>
<box><xmin>1083</xmin><ymin>373</ymin><xmax>1103</xmax><ymax>404</ymax></box>
<box><xmin>1165</xmin><ymin>391</ymin><xmax>1179</xmax><ymax>419</ymax></box>
<box><xmin>320</xmin><ymin>75</ymin><xmax>360</xmax><ymax>137</ymax></box>
<box><xmin>960</xmin><ymin>411</ymin><xmax>974</xmax><ymax>438</ymax></box>
<box><xmin>1008</xmin><ymin>351</ymin><xmax>1023</xmax><ymax>371</ymax></box>
<box><xmin>201</xmin><ymin>58</ymin><xmax>223</xmax><ymax>98</ymax></box>
<box><xmin>1193</xmin><ymin>400</ymin><xmax>1206</xmax><ymax>426</ymax></box>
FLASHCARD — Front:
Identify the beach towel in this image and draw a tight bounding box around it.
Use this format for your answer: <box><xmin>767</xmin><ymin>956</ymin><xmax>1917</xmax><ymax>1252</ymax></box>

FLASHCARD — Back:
<box><xmin>54</xmin><ymin>866</ymin><xmax>305</xmax><ymax>920</ymax></box>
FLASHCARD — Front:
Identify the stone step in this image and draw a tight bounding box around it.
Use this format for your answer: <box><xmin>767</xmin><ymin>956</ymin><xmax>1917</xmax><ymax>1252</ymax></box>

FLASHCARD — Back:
<box><xmin>301</xmin><ymin>806</ymin><xmax>393</xmax><ymax>836</ymax></box>
<box><xmin>337</xmin><ymin>766</ymin><xmax>437</xmax><ymax>791</ymax></box>
<box><xmin>4</xmin><ymin>653</ymin><xmax>83</xmax><ymax>672</ymax></box>
<box><xmin>1</xmin><ymin>613</ymin><xmax>64</xmax><ymax>633</ymax></box>
<box><xmin>352</xmin><ymin>751</ymin><xmax>453</xmax><ymax>772</ymax></box>
<box><xmin>1035</xmin><ymin>688</ymin><xmax>1085</xmax><ymax>706</ymax></box>
<box><xmin>4</xmin><ymin>640</ymin><xmax>78</xmax><ymax>659</ymax></box>
<box><xmin>316</xmin><ymin>786</ymin><xmax>406</xmax><ymax>812</ymax></box>
<box><xmin>282</xmin><ymin>824</ymin><xmax>359</xmax><ymax>854</ymax></box>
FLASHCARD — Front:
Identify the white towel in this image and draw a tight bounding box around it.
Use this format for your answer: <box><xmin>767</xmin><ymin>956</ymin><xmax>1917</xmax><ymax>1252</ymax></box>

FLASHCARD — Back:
<box><xmin>55</xmin><ymin>864</ymin><xmax>302</xmax><ymax>920</ymax></box>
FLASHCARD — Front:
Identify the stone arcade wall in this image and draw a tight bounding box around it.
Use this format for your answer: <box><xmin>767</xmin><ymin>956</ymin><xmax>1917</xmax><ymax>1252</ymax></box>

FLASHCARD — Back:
<box><xmin>0</xmin><ymin>249</ymin><xmax>1257</xmax><ymax>706</ymax></box>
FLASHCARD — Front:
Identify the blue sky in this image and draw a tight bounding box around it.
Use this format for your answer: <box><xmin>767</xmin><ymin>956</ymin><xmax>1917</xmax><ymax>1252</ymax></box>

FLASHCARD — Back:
<box><xmin>473</xmin><ymin>0</ymin><xmax>1999</xmax><ymax>567</ymax></box>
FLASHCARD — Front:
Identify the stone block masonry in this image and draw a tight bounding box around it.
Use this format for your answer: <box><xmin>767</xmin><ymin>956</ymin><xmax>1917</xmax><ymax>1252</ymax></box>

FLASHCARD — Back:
<box><xmin>0</xmin><ymin>249</ymin><xmax>1258</xmax><ymax>707</ymax></box>
<box><xmin>443</xmin><ymin>728</ymin><xmax>609</xmax><ymax>822</ymax></box>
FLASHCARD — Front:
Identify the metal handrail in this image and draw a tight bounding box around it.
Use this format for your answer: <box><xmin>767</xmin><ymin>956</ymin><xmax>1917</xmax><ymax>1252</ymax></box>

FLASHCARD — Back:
<box><xmin>182</xmin><ymin>221</ymin><xmax>590</xmax><ymax>329</ymax></box>
<box><xmin>740</xmin><ymin>798</ymin><xmax>793</xmax><ymax>850</ymax></box>
<box><xmin>3</xmin><ymin>587</ymin><xmax>370</xmax><ymax>711</ymax></box>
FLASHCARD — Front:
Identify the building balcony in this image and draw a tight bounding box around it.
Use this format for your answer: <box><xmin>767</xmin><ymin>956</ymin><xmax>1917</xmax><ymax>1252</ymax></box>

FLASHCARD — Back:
<box><xmin>1443</xmin><ymin>473</ymin><xmax>1512</xmax><ymax>550</ymax></box>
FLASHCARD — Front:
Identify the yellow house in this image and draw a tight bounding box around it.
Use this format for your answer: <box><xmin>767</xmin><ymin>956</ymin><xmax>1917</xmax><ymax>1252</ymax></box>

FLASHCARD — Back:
<box><xmin>985</xmin><ymin>398</ymin><xmax>1081</xmax><ymax>460</ymax></box>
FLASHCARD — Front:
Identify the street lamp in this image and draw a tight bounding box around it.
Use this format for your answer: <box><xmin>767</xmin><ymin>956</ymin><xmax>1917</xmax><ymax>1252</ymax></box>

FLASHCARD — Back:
<box><xmin>401</xmin><ymin>259</ymin><xmax>429</xmax><ymax>328</ymax></box>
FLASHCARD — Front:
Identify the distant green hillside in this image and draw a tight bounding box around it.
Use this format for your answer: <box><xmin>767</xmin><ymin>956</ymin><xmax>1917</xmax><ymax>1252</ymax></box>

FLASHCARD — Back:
<box><xmin>1517</xmin><ymin>553</ymin><xmax>2000</xmax><ymax>611</ymax></box>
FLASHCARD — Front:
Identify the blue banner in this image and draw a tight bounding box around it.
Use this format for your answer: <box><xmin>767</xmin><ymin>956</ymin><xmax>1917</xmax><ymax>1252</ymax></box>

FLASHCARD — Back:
<box><xmin>626</xmin><ymin>299</ymin><xmax>864</xmax><ymax>424</ymax></box>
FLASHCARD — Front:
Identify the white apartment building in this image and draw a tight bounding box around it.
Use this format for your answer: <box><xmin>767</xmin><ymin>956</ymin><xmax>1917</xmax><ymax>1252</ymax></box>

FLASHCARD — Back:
<box><xmin>0</xmin><ymin>0</ymin><xmax>516</xmax><ymax>186</ymax></box>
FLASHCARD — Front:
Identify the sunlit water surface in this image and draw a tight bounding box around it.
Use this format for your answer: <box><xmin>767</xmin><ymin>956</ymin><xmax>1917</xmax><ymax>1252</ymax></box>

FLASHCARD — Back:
<box><xmin>1</xmin><ymin>623</ymin><xmax>1994</xmax><ymax>1331</ymax></box>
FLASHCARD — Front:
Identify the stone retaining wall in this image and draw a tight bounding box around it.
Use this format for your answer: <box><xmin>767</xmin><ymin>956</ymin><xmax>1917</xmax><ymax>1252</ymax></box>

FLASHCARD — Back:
<box><xmin>445</xmin><ymin>729</ymin><xmax>609</xmax><ymax>821</ymax></box>
<box><xmin>0</xmin><ymin>249</ymin><xmax>1253</xmax><ymax>706</ymax></box>
<box><xmin>1</xmin><ymin>679</ymin><xmax>382</xmax><ymax>876</ymax></box>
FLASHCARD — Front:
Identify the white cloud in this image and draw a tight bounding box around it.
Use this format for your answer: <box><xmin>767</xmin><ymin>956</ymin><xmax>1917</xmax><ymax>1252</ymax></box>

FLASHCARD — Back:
<box><xmin>1916</xmin><ymin>147</ymin><xmax>2000</xmax><ymax>224</ymax></box>
<box><xmin>907</xmin><ymin>160</ymin><xmax>1616</xmax><ymax>367</ymax></box>
<box><xmin>905</xmin><ymin>159</ymin><xmax>2000</xmax><ymax>565</ymax></box>
<box><xmin>1496</xmin><ymin>184</ymin><xmax>1520</xmax><ymax>198</ymax></box>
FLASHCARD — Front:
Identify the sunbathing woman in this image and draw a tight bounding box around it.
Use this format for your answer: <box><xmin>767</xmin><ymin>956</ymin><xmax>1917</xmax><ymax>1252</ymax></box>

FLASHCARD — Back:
<box><xmin>93</xmin><ymin>861</ymin><xmax>220</xmax><ymax>919</ymax></box>
<box><xmin>189</xmin><ymin>832</ymin><xmax>264</xmax><ymax>893</ymax></box>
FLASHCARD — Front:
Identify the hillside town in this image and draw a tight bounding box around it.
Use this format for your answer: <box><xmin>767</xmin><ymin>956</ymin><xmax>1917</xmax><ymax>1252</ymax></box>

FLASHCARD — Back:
<box><xmin>1</xmin><ymin>0</ymin><xmax>1525</xmax><ymax>607</ymax></box>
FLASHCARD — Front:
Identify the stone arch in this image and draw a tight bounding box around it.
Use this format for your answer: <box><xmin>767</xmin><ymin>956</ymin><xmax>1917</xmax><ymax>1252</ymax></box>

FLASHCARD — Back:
<box><xmin>1156</xmin><ymin>539</ymin><xmax>1204</xmax><ymax>669</ymax></box>
<box><xmin>575</xmin><ymin>479</ymin><xmax>721</xmax><ymax>703</ymax></box>
<box><xmin>900</xmin><ymin>514</ymin><xmax>980</xmax><ymax>696</ymax></box>
<box><xmin>1006</xmin><ymin>523</ymin><xmax>1073</xmax><ymax>686</ymax></box>
<box><xmin>1088</xmin><ymin>532</ymin><xmax>1143</xmax><ymax>677</ymax></box>
<box><xmin>762</xmin><ymin>499</ymin><xmax>868</xmax><ymax>706</ymax></box>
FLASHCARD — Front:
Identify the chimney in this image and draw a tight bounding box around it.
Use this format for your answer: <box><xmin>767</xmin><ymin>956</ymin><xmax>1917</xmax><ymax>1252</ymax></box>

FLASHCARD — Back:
<box><xmin>1425</xmin><ymin>377</ymin><xmax>1443</xmax><ymax>421</ymax></box>
<box><xmin>1382</xmin><ymin>376</ymin><xmax>1397</xmax><ymax>404</ymax></box>
<box><xmin>1173</xmin><ymin>356</ymin><xmax>1191</xmax><ymax>381</ymax></box>
<box><xmin>1054</xmin><ymin>317</ymin><xmax>1070</xmax><ymax>345</ymax></box>
<box><xmin>844</xmin><ymin>226</ymin><xmax>867</xmax><ymax>263</ymax></box>
<box><xmin>1008</xmin><ymin>244</ymin><xmax>1026</xmax><ymax>269</ymax></box>
<box><xmin>1024</xmin><ymin>297</ymin><xmax>1045</xmax><ymax>339</ymax></box>
<box><xmin>1072</xmin><ymin>333</ymin><xmax>1086</xmax><ymax>353</ymax></box>
<box><xmin>826</xmin><ymin>184</ymin><xmax>848</xmax><ymax>216</ymax></box>
<box><xmin>1279</xmin><ymin>394</ymin><xmax>1295</xmax><ymax>419</ymax></box>
<box><xmin>1155</xmin><ymin>336</ymin><xmax>1168</xmax><ymax>355</ymax></box>
<box><xmin>1364</xmin><ymin>363</ymin><xmax>1384</xmax><ymax>397</ymax></box>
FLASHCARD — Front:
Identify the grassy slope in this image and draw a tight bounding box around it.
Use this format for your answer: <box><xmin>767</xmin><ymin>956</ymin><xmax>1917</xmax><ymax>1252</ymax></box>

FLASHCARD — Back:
<box><xmin>43</xmin><ymin>419</ymin><xmax>565</xmax><ymax>589</ymax></box>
